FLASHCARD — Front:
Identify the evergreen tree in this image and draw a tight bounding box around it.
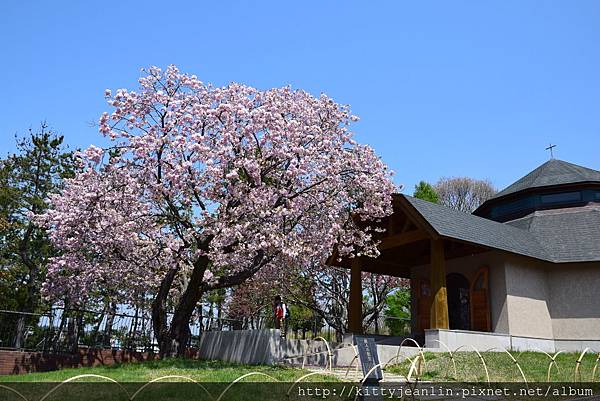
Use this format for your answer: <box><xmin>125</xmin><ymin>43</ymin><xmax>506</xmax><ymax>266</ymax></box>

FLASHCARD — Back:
<box><xmin>413</xmin><ymin>181</ymin><xmax>439</xmax><ymax>203</ymax></box>
<box><xmin>0</xmin><ymin>123</ymin><xmax>75</xmax><ymax>316</ymax></box>
<box><xmin>383</xmin><ymin>288</ymin><xmax>411</xmax><ymax>336</ymax></box>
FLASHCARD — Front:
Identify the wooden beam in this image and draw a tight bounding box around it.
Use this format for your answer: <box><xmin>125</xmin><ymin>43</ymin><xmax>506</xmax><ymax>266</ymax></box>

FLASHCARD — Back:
<box><xmin>394</xmin><ymin>195</ymin><xmax>440</xmax><ymax>239</ymax></box>
<box><xmin>400</xmin><ymin>216</ymin><xmax>411</xmax><ymax>233</ymax></box>
<box><xmin>387</xmin><ymin>214</ymin><xmax>396</xmax><ymax>236</ymax></box>
<box><xmin>378</xmin><ymin>229</ymin><xmax>429</xmax><ymax>251</ymax></box>
<box><xmin>429</xmin><ymin>239</ymin><xmax>449</xmax><ymax>329</ymax></box>
<box><xmin>347</xmin><ymin>258</ymin><xmax>363</xmax><ymax>333</ymax></box>
<box><xmin>358</xmin><ymin>259</ymin><xmax>411</xmax><ymax>278</ymax></box>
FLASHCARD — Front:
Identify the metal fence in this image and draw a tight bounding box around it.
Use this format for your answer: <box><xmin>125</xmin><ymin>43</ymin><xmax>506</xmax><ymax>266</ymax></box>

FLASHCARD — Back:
<box><xmin>0</xmin><ymin>308</ymin><xmax>243</xmax><ymax>353</ymax></box>
<box><xmin>225</xmin><ymin>312</ymin><xmax>412</xmax><ymax>343</ymax></box>
<box><xmin>0</xmin><ymin>310</ymin><xmax>49</xmax><ymax>351</ymax></box>
<box><xmin>0</xmin><ymin>308</ymin><xmax>411</xmax><ymax>353</ymax></box>
<box><xmin>0</xmin><ymin>308</ymin><xmax>155</xmax><ymax>353</ymax></box>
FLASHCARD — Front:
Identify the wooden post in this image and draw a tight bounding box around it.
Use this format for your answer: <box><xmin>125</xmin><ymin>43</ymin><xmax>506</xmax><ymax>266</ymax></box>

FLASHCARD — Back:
<box><xmin>430</xmin><ymin>239</ymin><xmax>449</xmax><ymax>329</ymax></box>
<box><xmin>348</xmin><ymin>258</ymin><xmax>363</xmax><ymax>333</ymax></box>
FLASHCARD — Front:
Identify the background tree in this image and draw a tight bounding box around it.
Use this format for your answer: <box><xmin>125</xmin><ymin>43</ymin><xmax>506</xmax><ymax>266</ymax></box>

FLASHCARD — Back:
<box><xmin>226</xmin><ymin>279</ymin><xmax>274</xmax><ymax>323</ymax></box>
<box><xmin>38</xmin><ymin>65</ymin><xmax>396</xmax><ymax>357</ymax></box>
<box><xmin>0</xmin><ymin>123</ymin><xmax>75</xmax><ymax>347</ymax></box>
<box><xmin>383</xmin><ymin>287</ymin><xmax>411</xmax><ymax>336</ymax></box>
<box><xmin>434</xmin><ymin>177</ymin><xmax>496</xmax><ymax>213</ymax></box>
<box><xmin>281</xmin><ymin>263</ymin><xmax>406</xmax><ymax>341</ymax></box>
<box><xmin>225</xmin><ymin>276</ymin><xmax>317</xmax><ymax>337</ymax></box>
<box><xmin>286</xmin><ymin>304</ymin><xmax>319</xmax><ymax>339</ymax></box>
<box><xmin>226</xmin><ymin>280</ymin><xmax>275</xmax><ymax>329</ymax></box>
<box><xmin>202</xmin><ymin>288</ymin><xmax>227</xmax><ymax>331</ymax></box>
<box><xmin>281</xmin><ymin>265</ymin><xmax>347</xmax><ymax>341</ymax></box>
<box><xmin>413</xmin><ymin>181</ymin><xmax>439</xmax><ymax>203</ymax></box>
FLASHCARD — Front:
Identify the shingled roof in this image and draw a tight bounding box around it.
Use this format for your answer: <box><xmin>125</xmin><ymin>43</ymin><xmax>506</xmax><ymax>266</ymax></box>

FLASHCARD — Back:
<box><xmin>402</xmin><ymin>195</ymin><xmax>549</xmax><ymax>261</ymax></box>
<box><xmin>399</xmin><ymin>194</ymin><xmax>600</xmax><ymax>263</ymax></box>
<box><xmin>506</xmin><ymin>204</ymin><xmax>600</xmax><ymax>263</ymax></box>
<box><xmin>492</xmin><ymin>159</ymin><xmax>600</xmax><ymax>199</ymax></box>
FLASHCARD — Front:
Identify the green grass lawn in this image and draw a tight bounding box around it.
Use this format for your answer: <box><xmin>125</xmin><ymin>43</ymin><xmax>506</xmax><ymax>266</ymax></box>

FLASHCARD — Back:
<box><xmin>2</xmin><ymin>352</ymin><xmax>599</xmax><ymax>401</ymax></box>
<box><xmin>0</xmin><ymin>359</ymin><xmax>339</xmax><ymax>401</ymax></box>
<box><xmin>385</xmin><ymin>351</ymin><xmax>600</xmax><ymax>382</ymax></box>
<box><xmin>0</xmin><ymin>358</ymin><xmax>334</xmax><ymax>382</ymax></box>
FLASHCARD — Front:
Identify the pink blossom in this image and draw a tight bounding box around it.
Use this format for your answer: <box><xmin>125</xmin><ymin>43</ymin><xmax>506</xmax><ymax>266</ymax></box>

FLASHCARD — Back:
<box><xmin>37</xmin><ymin>65</ymin><xmax>396</xmax><ymax>308</ymax></box>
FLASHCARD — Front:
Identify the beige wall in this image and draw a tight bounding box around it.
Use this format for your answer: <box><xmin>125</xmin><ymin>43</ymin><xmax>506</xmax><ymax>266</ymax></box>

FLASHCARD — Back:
<box><xmin>503</xmin><ymin>255</ymin><xmax>554</xmax><ymax>339</ymax></box>
<box><xmin>546</xmin><ymin>262</ymin><xmax>600</xmax><ymax>340</ymax></box>
<box><xmin>494</xmin><ymin>256</ymin><xmax>600</xmax><ymax>341</ymax></box>
<box><xmin>488</xmin><ymin>256</ymin><xmax>509</xmax><ymax>334</ymax></box>
<box><xmin>409</xmin><ymin>250</ymin><xmax>600</xmax><ymax>341</ymax></box>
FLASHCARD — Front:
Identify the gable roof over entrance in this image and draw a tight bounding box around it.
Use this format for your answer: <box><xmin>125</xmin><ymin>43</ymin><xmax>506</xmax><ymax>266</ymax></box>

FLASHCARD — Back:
<box><xmin>331</xmin><ymin>158</ymin><xmax>600</xmax><ymax>275</ymax></box>
<box><xmin>398</xmin><ymin>194</ymin><xmax>600</xmax><ymax>263</ymax></box>
<box><xmin>398</xmin><ymin>195</ymin><xmax>548</xmax><ymax>261</ymax></box>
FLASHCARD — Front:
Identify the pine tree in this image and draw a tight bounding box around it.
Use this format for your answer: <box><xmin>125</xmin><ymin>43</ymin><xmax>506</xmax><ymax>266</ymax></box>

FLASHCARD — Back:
<box><xmin>413</xmin><ymin>181</ymin><xmax>439</xmax><ymax>203</ymax></box>
<box><xmin>0</xmin><ymin>123</ymin><xmax>75</xmax><ymax>347</ymax></box>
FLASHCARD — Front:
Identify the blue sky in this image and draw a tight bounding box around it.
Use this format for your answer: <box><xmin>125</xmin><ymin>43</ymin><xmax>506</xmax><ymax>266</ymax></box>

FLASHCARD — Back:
<box><xmin>1</xmin><ymin>1</ymin><xmax>599</xmax><ymax>193</ymax></box>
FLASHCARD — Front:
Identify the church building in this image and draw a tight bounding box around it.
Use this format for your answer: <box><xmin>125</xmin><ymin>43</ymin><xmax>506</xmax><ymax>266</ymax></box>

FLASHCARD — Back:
<box><xmin>340</xmin><ymin>159</ymin><xmax>600</xmax><ymax>352</ymax></box>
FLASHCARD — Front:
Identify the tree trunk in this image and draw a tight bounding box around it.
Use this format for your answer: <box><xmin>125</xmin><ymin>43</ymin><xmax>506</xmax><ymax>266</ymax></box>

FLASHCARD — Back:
<box><xmin>152</xmin><ymin>268</ymin><xmax>178</xmax><ymax>358</ymax></box>
<box><xmin>76</xmin><ymin>311</ymin><xmax>85</xmax><ymax>348</ymax></box>
<box><xmin>51</xmin><ymin>308</ymin><xmax>68</xmax><ymax>351</ymax></box>
<box><xmin>164</xmin><ymin>255</ymin><xmax>209</xmax><ymax>357</ymax></box>
<box><xmin>13</xmin><ymin>315</ymin><xmax>26</xmax><ymax>349</ymax></box>
<box><xmin>92</xmin><ymin>303</ymin><xmax>108</xmax><ymax>347</ymax></box>
<box><xmin>128</xmin><ymin>306</ymin><xmax>139</xmax><ymax>350</ymax></box>
<box><xmin>335</xmin><ymin>329</ymin><xmax>344</xmax><ymax>343</ymax></box>
<box><xmin>67</xmin><ymin>312</ymin><xmax>79</xmax><ymax>354</ymax></box>
<box><xmin>153</xmin><ymin>243</ymin><xmax>265</xmax><ymax>357</ymax></box>
<box><xmin>13</xmin><ymin>231</ymin><xmax>41</xmax><ymax>350</ymax></box>
<box><xmin>216</xmin><ymin>301</ymin><xmax>223</xmax><ymax>330</ymax></box>
<box><xmin>104</xmin><ymin>302</ymin><xmax>117</xmax><ymax>347</ymax></box>
<box><xmin>207</xmin><ymin>302</ymin><xmax>214</xmax><ymax>331</ymax></box>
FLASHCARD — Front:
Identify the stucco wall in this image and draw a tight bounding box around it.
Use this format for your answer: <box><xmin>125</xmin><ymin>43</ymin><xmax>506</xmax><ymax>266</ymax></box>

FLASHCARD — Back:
<box><xmin>494</xmin><ymin>256</ymin><xmax>600</xmax><ymax>342</ymax></box>
<box><xmin>502</xmin><ymin>257</ymin><xmax>600</xmax><ymax>341</ymax></box>
<box><xmin>487</xmin><ymin>254</ymin><xmax>509</xmax><ymax>334</ymax></box>
<box><xmin>409</xmin><ymin>250</ymin><xmax>600</xmax><ymax>342</ymax></box>
<box><xmin>546</xmin><ymin>262</ymin><xmax>600</xmax><ymax>340</ymax></box>
<box><xmin>503</xmin><ymin>255</ymin><xmax>554</xmax><ymax>339</ymax></box>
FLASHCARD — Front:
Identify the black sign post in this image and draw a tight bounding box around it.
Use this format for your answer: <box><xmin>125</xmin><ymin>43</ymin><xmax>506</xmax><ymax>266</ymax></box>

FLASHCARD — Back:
<box><xmin>354</xmin><ymin>335</ymin><xmax>383</xmax><ymax>400</ymax></box>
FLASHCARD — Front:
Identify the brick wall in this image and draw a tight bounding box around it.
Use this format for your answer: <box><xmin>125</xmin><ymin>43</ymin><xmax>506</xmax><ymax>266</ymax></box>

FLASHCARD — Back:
<box><xmin>0</xmin><ymin>348</ymin><xmax>158</xmax><ymax>376</ymax></box>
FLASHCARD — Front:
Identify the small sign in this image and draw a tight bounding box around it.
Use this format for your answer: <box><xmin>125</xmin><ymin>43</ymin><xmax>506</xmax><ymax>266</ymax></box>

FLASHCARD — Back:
<box><xmin>354</xmin><ymin>335</ymin><xmax>383</xmax><ymax>383</ymax></box>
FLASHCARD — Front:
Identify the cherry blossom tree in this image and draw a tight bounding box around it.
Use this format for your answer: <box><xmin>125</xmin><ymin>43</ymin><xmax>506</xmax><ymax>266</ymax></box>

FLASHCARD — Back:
<box><xmin>225</xmin><ymin>278</ymin><xmax>279</xmax><ymax>329</ymax></box>
<box><xmin>38</xmin><ymin>65</ymin><xmax>396</xmax><ymax>356</ymax></box>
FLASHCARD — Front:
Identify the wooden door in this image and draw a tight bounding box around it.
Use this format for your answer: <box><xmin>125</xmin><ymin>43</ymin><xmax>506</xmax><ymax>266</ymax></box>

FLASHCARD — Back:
<box><xmin>414</xmin><ymin>278</ymin><xmax>431</xmax><ymax>332</ymax></box>
<box><xmin>470</xmin><ymin>266</ymin><xmax>491</xmax><ymax>332</ymax></box>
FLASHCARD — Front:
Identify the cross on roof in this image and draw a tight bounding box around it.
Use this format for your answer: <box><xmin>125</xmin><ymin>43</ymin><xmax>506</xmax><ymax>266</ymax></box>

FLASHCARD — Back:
<box><xmin>545</xmin><ymin>143</ymin><xmax>557</xmax><ymax>159</ymax></box>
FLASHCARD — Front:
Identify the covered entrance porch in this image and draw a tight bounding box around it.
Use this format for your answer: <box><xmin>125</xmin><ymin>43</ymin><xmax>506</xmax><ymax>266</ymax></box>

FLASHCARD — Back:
<box><xmin>333</xmin><ymin>195</ymin><xmax>493</xmax><ymax>341</ymax></box>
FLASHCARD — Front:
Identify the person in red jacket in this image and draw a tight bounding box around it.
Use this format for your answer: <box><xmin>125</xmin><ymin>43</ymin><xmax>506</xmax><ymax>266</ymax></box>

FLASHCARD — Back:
<box><xmin>273</xmin><ymin>295</ymin><xmax>283</xmax><ymax>330</ymax></box>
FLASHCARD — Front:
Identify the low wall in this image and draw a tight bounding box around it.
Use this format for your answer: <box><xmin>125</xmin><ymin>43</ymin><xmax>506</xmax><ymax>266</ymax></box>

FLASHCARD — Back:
<box><xmin>554</xmin><ymin>339</ymin><xmax>600</xmax><ymax>353</ymax></box>
<box><xmin>0</xmin><ymin>348</ymin><xmax>157</xmax><ymax>376</ymax></box>
<box><xmin>425</xmin><ymin>329</ymin><xmax>600</xmax><ymax>353</ymax></box>
<box><xmin>196</xmin><ymin>330</ymin><xmax>423</xmax><ymax>368</ymax></box>
<box><xmin>197</xmin><ymin>329</ymin><xmax>347</xmax><ymax>366</ymax></box>
<box><xmin>197</xmin><ymin>329</ymin><xmax>282</xmax><ymax>365</ymax></box>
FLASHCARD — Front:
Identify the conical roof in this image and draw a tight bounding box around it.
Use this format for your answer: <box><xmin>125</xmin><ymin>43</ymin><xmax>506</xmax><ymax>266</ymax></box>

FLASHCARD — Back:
<box><xmin>493</xmin><ymin>159</ymin><xmax>600</xmax><ymax>199</ymax></box>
